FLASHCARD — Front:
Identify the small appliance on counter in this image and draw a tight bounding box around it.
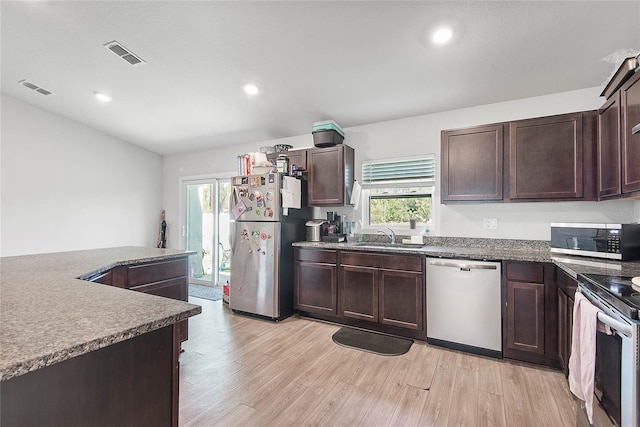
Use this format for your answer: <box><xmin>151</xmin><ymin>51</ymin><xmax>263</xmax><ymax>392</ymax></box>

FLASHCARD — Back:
<box><xmin>550</xmin><ymin>222</ymin><xmax>640</xmax><ymax>260</ymax></box>
<box><xmin>322</xmin><ymin>211</ymin><xmax>345</xmax><ymax>242</ymax></box>
<box><xmin>305</xmin><ymin>219</ymin><xmax>326</xmax><ymax>242</ymax></box>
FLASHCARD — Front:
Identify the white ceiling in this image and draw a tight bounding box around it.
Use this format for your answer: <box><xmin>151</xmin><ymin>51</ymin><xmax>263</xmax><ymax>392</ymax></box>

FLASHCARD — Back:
<box><xmin>2</xmin><ymin>1</ymin><xmax>639</xmax><ymax>155</ymax></box>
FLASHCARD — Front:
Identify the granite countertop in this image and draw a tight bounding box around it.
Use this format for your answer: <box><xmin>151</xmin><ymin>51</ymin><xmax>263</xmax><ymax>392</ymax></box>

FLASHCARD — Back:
<box><xmin>551</xmin><ymin>256</ymin><xmax>640</xmax><ymax>279</ymax></box>
<box><xmin>293</xmin><ymin>238</ymin><xmax>640</xmax><ymax>278</ymax></box>
<box><xmin>0</xmin><ymin>246</ymin><xmax>202</xmax><ymax>381</ymax></box>
<box><xmin>293</xmin><ymin>237</ymin><xmax>553</xmax><ymax>262</ymax></box>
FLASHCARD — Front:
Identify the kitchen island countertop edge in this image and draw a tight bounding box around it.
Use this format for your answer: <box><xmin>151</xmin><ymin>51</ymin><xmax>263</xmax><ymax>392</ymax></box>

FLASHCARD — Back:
<box><xmin>1</xmin><ymin>246</ymin><xmax>201</xmax><ymax>381</ymax></box>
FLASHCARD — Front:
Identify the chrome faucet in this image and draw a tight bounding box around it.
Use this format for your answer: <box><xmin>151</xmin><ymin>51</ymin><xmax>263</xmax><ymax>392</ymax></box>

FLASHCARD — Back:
<box><xmin>377</xmin><ymin>228</ymin><xmax>396</xmax><ymax>244</ymax></box>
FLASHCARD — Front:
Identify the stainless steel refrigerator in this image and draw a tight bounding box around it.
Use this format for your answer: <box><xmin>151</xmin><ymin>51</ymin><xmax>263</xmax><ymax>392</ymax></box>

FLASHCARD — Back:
<box><xmin>229</xmin><ymin>173</ymin><xmax>310</xmax><ymax>320</ymax></box>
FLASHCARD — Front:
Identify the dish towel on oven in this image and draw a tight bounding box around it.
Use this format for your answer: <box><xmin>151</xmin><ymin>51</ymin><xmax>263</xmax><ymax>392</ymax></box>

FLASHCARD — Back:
<box><xmin>568</xmin><ymin>292</ymin><xmax>611</xmax><ymax>424</ymax></box>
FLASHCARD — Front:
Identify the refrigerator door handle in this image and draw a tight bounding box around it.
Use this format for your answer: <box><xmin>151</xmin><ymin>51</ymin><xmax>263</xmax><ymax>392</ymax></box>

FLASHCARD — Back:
<box><xmin>229</xmin><ymin>226</ymin><xmax>236</xmax><ymax>255</ymax></box>
<box><xmin>232</xmin><ymin>186</ymin><xmax>239</xmax><ymax>206</ymax></box>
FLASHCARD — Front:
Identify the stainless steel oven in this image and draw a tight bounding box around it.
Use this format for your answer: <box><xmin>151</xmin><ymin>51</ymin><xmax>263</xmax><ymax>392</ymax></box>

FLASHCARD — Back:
<box><xmin>576</xmin><ymin>275</ymin><xmax>639</xmax><ymax>427</ymax></box>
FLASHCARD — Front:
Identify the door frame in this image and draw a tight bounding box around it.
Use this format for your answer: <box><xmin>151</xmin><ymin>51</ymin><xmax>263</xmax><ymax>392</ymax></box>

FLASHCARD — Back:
<box><xmin>178</xmin><ymin>172</ymin><xmax>234</xmax><ymax>285</ymax></box>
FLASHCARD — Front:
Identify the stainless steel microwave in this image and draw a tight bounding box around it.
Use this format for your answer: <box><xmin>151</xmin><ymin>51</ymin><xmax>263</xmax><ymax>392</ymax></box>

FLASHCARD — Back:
<box><xmin>550</xmin><ymin>222</ymin><xmax>640</xmax><ymax>261</ymax></box>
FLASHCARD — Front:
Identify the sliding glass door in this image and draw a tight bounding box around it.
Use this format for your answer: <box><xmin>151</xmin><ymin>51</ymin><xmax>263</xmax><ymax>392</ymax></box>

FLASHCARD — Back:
<box><xmin>183</xmin><ymin>177</ymin><xmax>231</xmax><ymax>286</ymax></box>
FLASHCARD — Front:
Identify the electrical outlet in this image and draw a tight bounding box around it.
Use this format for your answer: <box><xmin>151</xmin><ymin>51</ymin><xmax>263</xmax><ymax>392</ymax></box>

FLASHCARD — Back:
<box><xmin>483</xmin><ymin>218</ymin><xmax>498</xmax><ymax>230</ymax></box>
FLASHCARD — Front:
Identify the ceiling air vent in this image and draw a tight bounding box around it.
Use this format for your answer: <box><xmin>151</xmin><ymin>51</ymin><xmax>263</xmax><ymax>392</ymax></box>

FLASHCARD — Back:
<box><xmin>103</xmin><ymin>40</ymin><xmax>146</xmax><ymax>66</ymax></box>
<box><xmin>18</xmin><ymin>80</ymin><xmax>54</xmax><ymax>96</ymax></box>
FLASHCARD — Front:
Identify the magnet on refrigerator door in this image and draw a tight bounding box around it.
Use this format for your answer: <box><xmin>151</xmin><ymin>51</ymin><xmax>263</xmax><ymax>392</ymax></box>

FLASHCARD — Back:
<box><xmin>232</xmin><ymin>200</ymin><xmax>247</xmax><ymax>219</ymax></box>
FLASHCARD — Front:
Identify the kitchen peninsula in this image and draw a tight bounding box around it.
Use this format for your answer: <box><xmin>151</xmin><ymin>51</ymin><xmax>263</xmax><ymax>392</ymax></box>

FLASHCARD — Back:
<box><xmin>0</xmin><ymin>246</ymin><xmax>201</xmax><ymax>426</ymax></box>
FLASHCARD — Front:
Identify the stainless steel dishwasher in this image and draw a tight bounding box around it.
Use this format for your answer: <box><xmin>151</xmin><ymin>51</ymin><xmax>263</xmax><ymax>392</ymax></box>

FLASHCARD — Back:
<box><xmin>426</xmin><ymin>258</ymin><xmax>502</xmax><ymax>358</ymax></box>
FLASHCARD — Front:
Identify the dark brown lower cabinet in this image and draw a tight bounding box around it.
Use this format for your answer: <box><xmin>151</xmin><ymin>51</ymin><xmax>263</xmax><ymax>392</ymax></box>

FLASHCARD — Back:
<box><xmin>293</xmin><ymin>248</ymin><xmax>337</xmax><ymax>315</ymax></box>
<box><xmin>339</xmin><ymin>251</ymin><xmax>424</xmax><ymax>334</ymax></box>
<box><xmin>379</xmin><ymin>269</ymin><xmax>424</xmax><ymax>331</ymax></box>
<box><xmin>294</xmin><ymin>248</ymin><xmax>425</xmax><ymax>340</ymax></box>
<box><xmin>90</xmin><ymin>269</ymin><xmax>113</xmax><ymax>285</ymax></box>
<box><xmin>503</xmin><ymin>261</ymin><xmax>559</xmax><ymax>367</ymax></box>
<box><xmin>557</xmin><ymin>288</ymin><xmax>574</xmax><ymax>375</ymax></box>
<box><xmin>557</xmin><ymin>268</ymin><xmax>577</xmax><ymax>375</ymax></box>
<box><xmin>1</xmin><ymin>324</ymin><xmax>180</xmax><ymax>427</ymax></box>
<box><xmin>505</xmin><ymin>280</ymin><xmax>545</xmax><ymax>354</ymax></box>
<box><xmin>341</xmin><ymin>264</ymin><xmax>378</xmax><ymax>322</ymax></box>
<box><xmin>339</xmin><ymin>265</ymin><xmax>425</xmax><ymax>330</ymax></box>
<box><xmin>88</xmin><ymin>257</ymin><xmax>189</xmax><ymax>342</ymax></box>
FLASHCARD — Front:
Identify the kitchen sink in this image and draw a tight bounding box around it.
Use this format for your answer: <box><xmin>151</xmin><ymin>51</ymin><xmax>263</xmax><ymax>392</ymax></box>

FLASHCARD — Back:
<box><xmin>351</xmin><ymin>242</ymin><xmax>425</xmax><ymax>249</ymax></box>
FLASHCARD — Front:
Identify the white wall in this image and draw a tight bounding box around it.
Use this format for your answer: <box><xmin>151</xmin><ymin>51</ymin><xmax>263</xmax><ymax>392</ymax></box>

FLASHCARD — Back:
<box><xmin>1</xmin><ymin>95</ymin><xmax>163</xmax><ymax>256</ymax></box>
<box><xmin>162</xmin><ymin>86</ymin><xmax>639</xmax><ymax>247</ymax></box>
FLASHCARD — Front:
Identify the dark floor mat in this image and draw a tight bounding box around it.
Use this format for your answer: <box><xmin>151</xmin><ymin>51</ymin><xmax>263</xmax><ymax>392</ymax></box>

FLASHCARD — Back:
<box><xmin>331</xmin><ymin>327</ymin><xmax>413</xmax><ymax>356</ymax></box>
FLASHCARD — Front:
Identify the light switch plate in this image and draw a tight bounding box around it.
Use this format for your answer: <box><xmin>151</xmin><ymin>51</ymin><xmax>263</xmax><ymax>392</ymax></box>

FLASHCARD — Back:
<box><xmin>483</xmin><ymin>218</ymin><xmax>498</xmax><ymax>229</ymax></box>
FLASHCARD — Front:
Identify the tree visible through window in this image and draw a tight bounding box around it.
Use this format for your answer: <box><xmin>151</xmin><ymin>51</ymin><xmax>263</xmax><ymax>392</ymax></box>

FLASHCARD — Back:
<box><xmin>370</xmin><ymin>191</ymin><xmax>432</xmax><ymax>226</ymax></box>
<box><xmin>363</xmin><ymin>156</ymin><xmax>435</xmax><ymax>229</ymax></box>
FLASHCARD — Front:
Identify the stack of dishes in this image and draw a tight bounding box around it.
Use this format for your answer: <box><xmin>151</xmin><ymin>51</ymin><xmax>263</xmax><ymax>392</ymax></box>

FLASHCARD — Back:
<box><xmin>274</xmin><ymin>144</ymin><xmax>293</xmax><ymax>152</ymax></box>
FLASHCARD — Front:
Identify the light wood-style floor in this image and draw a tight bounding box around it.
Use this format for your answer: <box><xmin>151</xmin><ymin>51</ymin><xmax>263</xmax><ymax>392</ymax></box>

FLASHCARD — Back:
<box><xmin>179</xmin><ymin>297</ymin><xmax>577</xmax><ymax>426</ymax></box>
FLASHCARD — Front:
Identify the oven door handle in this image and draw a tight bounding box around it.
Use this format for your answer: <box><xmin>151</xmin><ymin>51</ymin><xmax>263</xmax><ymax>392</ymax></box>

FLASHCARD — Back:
<box><xmin>597</xmin><ymin>311</ymin><xmax>633</xmax><ymax>338</ymax></box>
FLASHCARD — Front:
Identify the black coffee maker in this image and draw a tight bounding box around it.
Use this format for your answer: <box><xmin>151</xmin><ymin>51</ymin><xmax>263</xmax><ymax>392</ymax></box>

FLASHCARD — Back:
<box><xmin>322</xmin><ymin>211</ymin><xmax>345</xmax><ymax>242</ymax></box>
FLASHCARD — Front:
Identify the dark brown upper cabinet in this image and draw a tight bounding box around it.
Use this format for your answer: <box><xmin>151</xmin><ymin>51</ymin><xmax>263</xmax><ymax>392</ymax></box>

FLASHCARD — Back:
<box><xmin>507</xmin><ymin>111</ymin><xmax>596</xmax><ymax>201</ymax></box>
<box><xmin>307</xmin><ymin>144</ymin><xmax>355</xmax><ymax>206</ymax></box>
<box><xmin>598</xmin><ymin>70</ymin><xmax>640</xmax><ymax>199</ymax></box>
<box><xmin>441</xmin><ymin>111</ymin><xmax>597</xmax><ymax>203</ymax></box>
<box><xmin>266</xmin><ymin>149</ymin><xmax>307</xmax><ymax>175</ymax></box>
<box><xmin>441</xmin><ymin>124</ymin><xmax>504</xmax><ymax>202</ymax></box>
<box><xmin>598</xmin><ymin>94</ymin><xmax>622</xmax><ymax>198</ymax></box>
<box><xmin>620</xmin><ymin>71</ymin><xmax>640</xmax><ymax>194</ymax></box>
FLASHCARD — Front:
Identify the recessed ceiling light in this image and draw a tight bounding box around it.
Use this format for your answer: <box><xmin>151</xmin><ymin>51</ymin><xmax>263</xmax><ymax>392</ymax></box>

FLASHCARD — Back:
<box><xmin>243</xmin><ymin>83</ymin><xmax>259</xmax><ymax>96</ymax></box>
<box><xmin>432</xmin><ymin>26</ymin><xmax>453</xmax><ymax>45</ymax></box>
<box><xmin>93</xmin><ymin>91</ymin><xmax>112</xmax><ymax>102</ymax></box>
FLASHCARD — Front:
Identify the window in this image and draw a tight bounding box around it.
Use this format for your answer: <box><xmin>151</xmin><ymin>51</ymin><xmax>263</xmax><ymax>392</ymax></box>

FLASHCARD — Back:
<box><xmin>362</xmin><ymin>156</ymin><xmax>435</xmax><ymax>229</ymax></box>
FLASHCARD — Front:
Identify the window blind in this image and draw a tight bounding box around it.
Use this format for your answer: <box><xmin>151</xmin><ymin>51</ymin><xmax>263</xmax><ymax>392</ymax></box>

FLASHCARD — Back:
<box><xmin>362</xmin><ymin>156</ymin><xmax>436</xmax><ymax>186</ymax></box>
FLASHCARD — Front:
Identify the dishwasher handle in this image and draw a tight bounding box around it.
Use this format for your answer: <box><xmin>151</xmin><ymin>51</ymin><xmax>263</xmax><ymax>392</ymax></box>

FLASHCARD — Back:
<box><xmin>428</xmin><ymin>260</ymin><xmax>498</xmax><ymax>271</ymax></box>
